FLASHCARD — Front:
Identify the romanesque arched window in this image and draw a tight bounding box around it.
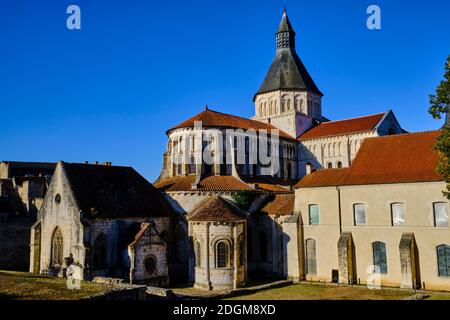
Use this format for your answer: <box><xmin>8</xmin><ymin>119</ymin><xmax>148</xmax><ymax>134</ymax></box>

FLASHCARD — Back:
<box><xmin>437</xmin><ymin>244</ymin><xmax>450</xmax><ymax>277</ymax></box>
<box><xmin>93</xmin><ymin>233</ymin><xmax>107</xmax><ymax>267</ymax></box>
<box><xmin>216</xmin><ymin>241</ymin><xmax>229</xmax><ymax>268</ymax></box>
<box><xmin>327</xmin><ymin>162</ymin><xmax>333</xmax><ymax>169</ymax></box>
<box><xmin>177</xmin><ymin>156</ymin><xmax>183</xmax><ymax>176</ymax></box>
<box><xmin>195</xmin><ymin>240</ymin><xmax>202</xmax><ymax>268</ymax></box>
<box><xmin>287</xmin><ymin>162</ymin><xmax>292</xmax><ymax>179</ymax></box>
<box><xmin>51</xmin><ymin>227</ymin><xmax>63</xmax><ymax>267</ymax></box>
<box><xmin>189</xmin><ymin>155</ymin><xmax>196</xmax><ymax>174</ymax></box>
<box><xmin>281</xmin><ymin>97</ymin><xmax>287</xmax><ymax>112</ymax></box>
<box><xmin>337</xmin><ymin>161</ymin><xmax>343</xmax><ymax>168</ymax></box>
<box><xmin>305</xmin><ymin>238</ymin><xmax>317</xmax><ymax>275</ymax></box>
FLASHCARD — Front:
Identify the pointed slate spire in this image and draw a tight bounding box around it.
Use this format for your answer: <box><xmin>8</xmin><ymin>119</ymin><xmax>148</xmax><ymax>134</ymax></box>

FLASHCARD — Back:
<box><xmin>254</xmin><ymin>10</ymin><xmax>323</xmax><ymax>98</ymax></box>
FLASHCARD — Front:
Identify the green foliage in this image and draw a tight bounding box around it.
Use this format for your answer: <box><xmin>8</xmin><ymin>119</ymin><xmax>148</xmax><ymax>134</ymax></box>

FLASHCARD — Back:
<box><xmin>433</xmin><ymin>127</ymin><xmax>450</xmax><ymax>198</ymax></box>
<box><xmin>429</xmin><ymin>55</ymin><xmax>450</xmax><ymax>199</ymax></box>
<box><xmin>232</xmin><ymin>190</ymin><xmax>259</xmax><ymax>210</ymax></box>
<box><xmin>429</xmin><ymin>56</ymin><xmax>450</xmax><ymax>122</ymax></box>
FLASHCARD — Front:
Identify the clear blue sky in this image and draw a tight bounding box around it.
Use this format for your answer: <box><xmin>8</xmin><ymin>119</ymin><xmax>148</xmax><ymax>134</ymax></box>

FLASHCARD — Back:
<box><xmin>1</xmin><ymin>0</ymin><xmax>449</xmax><ymax>181</ymax></box>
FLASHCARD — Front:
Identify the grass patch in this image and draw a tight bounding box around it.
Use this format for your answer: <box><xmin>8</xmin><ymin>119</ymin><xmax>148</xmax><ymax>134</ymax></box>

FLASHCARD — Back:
<box><xmin>227</xmin><ymin>283</ymin><xmax>412</xmax><ymax>300</ymax></box>
<box><xmin>0</xmin><ymin>270</ymin><xmax>108</xmax><ymax>300</ymax></box>
<box><xmin>425</xmin><ymin>294</ymin><xmax>450</xmax><ymax>300</ymax></box>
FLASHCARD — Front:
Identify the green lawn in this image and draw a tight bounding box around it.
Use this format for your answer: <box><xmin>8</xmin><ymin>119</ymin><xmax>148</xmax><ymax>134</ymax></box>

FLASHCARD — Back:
<box><xmin>227</xmin><ymin>283</ymin><xmax>413</xmax><ymax>300</ymax></box>
<box><xmin>425</xmin><ymin>294</ymin><xmax>450</xmax><ymax>300</ymax></box>
<box><xmin>0</xmin><ymin>270</ymin><xmax>108</xmax><ymax>300</ymax></box>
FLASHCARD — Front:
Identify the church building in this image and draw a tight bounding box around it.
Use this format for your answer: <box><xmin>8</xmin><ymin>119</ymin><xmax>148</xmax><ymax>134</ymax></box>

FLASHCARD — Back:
<box><xmin>153</xmin><ymin>9</ymin><xmax>408</xmax><ymax>290</ymax></box>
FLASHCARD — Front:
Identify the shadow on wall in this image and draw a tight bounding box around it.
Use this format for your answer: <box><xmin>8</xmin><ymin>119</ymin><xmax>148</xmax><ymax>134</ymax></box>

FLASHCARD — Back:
<box><xmin>298</xmin><ymin>147</ymin><xmax>323</xmax><ymax>176</ymax></box>
<box><xmin>163</xmin><ymin>194</ymin><xmax>191</xmax><ymax>286</ymax></box>
<box><xmin>247</xmin><ymin>214</ymin><xmax>286</xmax><ymax>281</ymax></box>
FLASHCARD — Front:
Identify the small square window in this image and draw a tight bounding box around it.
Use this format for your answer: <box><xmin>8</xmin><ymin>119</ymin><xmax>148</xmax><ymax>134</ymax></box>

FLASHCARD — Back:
<box><xmin>354</xmin><ymin>204</ymin><xmax>366</xmax><ymax>226</ymax></box>
<box><xmin>434</xmin><ymin>203</ymin><xmax>449</xmax><ymax>227</ymax></box>
<box><xmin>309</xmin><ymin>205</ymin><xmax>319</xmax><ymax>225</ymax></box>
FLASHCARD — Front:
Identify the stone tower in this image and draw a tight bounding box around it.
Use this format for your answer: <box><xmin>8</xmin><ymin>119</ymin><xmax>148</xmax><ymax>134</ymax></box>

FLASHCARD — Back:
<box><xmin>253</xmin><ymin>9</ymin><xmax>323</xmax><ymax>138</ymax></box>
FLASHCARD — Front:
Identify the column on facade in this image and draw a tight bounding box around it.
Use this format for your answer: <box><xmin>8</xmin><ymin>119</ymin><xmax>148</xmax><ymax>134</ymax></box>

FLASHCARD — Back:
<box><xmin>338</xmin><ymin>232</ymin><xmax>355</xmax><ymax>284</ymax></box>
<box><xmin>399</xmin><ymin>233</ymin><xmax>419</xmax><ymax>289</ymax></box>
<box><xmin>283</xmin><ymin>213</ymin><xmax>303</xmax><ymax>281</ymax></box>
<box><xmin>205</xmin><ymin>222</ymin><xmax>211</xmax><ymax>290</ymax></box>
<box><xmin>233</xmin><ymin>224</ymin><xmax>238</xmax><ymax>289</ymax></box>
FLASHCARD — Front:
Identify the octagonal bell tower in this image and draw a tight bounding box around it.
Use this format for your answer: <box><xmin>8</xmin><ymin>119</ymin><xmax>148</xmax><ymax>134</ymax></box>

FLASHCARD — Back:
<box><xmin>253</xmin><ymin>9</ymin><xmax>323</xmax><ymax>138</ymax></box>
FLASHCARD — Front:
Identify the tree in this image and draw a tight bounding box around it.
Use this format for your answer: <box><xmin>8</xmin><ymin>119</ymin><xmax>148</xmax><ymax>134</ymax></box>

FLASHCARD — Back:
<box><xmin>232</xmin><ymin>190</ymin><xmax>259</xmax><ymax>211</ymax></box>
<box><xmin>429</xmin><ymin>55</ymin><xmax>450</xmax><ymax>199</ymax></box>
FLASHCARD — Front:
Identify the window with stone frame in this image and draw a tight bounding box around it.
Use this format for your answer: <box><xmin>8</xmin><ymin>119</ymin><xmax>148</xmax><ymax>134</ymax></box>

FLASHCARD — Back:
<box><xmin>391</xmin><ymin>203</ymin><xmax>405</xmax><ymax>226</ymax></box>
<box><xmin>305</xmin><ymin>238</ymin><xmax>317</xmax><ymax>275</ymax></box>
<box><xmin>176</xmin><ymin>155</ymin><xmax>183</xmax><ymax>176</ymax></box>
<box><xmin>309</xmin><ymin>204</ymin><xmax>319</xmax><ymax>225</ymax></box>
<box><xmin>216</xmin><ymin>240</ymin><xmax>229</xmax><ymax>268</ymax></box>
<box><xmin>354</xmin><ymin>204</ymin><xmax>366</xmax><ymax>226</ymax></box>
<box><xmin>437</xmin><ymin>244</ymin><xmax>450</xmax><ymax>277</ymax></box>
<box><xmin>434</xmin><ymin>202</ymin><xmax>449</xmax><ymax>227</ymax></box>
<box><xmin>189</xmin><ymin>155</ymin><xmax>196</xmax><ymax>175</ymax></box>
<box><xmin>372</xmin><ymin>241</ymin><xmax>388</xmax><ymax>274</ymax></box>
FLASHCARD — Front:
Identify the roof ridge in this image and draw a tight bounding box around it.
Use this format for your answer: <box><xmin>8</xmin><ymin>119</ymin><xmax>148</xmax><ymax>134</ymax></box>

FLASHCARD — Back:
<box><xmin>312</xmin><ymin>167</ymin><xmax>351</xmax><ymax>172</ymax></box>
<box><xmin>319</xmin><ymin>112</ymin><xmax>386</xmax><ymax>125</ymax></box>
<box><xmin>64</xmin><ymin>162</ymin><xmax>132</xmax><ymax>169</ymax></box>
<box><xmin>364</xmin><ymin>129</ymin><xmax>441</xmax><ymax>141</ymax></box>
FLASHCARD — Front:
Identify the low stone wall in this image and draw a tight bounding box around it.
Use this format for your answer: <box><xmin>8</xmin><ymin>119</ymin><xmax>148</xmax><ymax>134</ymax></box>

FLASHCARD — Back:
<box><xmin>84</xmin><ymin>283</ymin><xmax>147</xmax><ymax>300</ymax></box>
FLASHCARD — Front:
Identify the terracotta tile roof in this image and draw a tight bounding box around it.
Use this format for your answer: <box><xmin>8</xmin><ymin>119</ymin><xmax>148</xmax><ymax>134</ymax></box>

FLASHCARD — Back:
<box><xmin>295</xmin><ymin>168</ymin><xmax>351</xmax><ymax>188</ymax></box>
<box><xmin>258</xmin><ymin>194</ymin><xmax>295</xmax><ymax>216</ymax></box>
<box><xmin>342</xmin><ymin>131</ymin><xmax>443</xmax><ymax>185</ymax></box>
<box><xmin>296</xmin><ymin>131</ymin><xmax>443</xmax><ymax>188</ymax></box>
<box><xmin>154</xmin><ymin>175</ymin><xmax>296</xmax><ymax>193</ymax></box>
<box><xmin>168</xmin><ymin>108</ymin><xmax>295</xmax><ymax>140</ymax></box>
<box><xmin>154</xmin><ymin>175</ymin><xmax>253</xmax><ymax>192</ymax></box>
<box><xmin>187</xmin><ymin>195</ymin><xmax>247</xmax><ymax>222</ymax></box>
<box><xmin>253</xmin><ymin>183</ymin><xmax>291</xmax><ymax>193</ymax></box>
<box><xmin>242</xmin><ymin>176</ymin><xmax>298</xmax><ymax>189</ymax></box>
<box><xmin>299</xmin><ymin>112</ymin><xmax>386</xmax><ymax>140</ymax></box>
